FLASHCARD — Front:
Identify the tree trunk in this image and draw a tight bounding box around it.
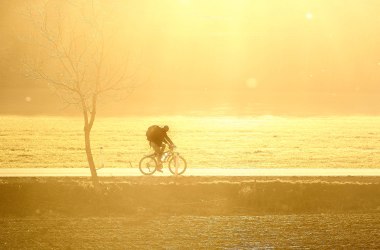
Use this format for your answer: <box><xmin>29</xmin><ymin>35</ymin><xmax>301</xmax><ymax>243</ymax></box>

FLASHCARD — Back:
<box><xmin>84</xmin><ymin>126</ymin><xmax>99</xmax><ymax>186</ymax></box>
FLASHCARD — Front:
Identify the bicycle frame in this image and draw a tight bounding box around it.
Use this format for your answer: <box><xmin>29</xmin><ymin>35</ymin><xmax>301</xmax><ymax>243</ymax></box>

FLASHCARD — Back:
<box><xmin>157</xmin><ymin>148</ymin><xmax>178</xmax><ymax>163</ymax></box>
<box><xmin>147</xmin><ymin>145</ymin><xmax>178</xmax><ymax>162</ymax></box>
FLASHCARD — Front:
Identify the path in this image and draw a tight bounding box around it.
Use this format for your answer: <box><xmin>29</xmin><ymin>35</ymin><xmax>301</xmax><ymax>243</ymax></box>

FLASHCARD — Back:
<box><xmin>0</xmin><ymin>168</ymin><xmax>379</xmax><ymax>177</ymax></box>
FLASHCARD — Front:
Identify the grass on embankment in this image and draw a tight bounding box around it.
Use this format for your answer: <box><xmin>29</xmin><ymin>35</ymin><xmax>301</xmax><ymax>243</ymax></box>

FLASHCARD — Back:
<box><xmin>0</xmin><ymin>176</ymin><xmax>379</xmax><ymax>217</ymax></box>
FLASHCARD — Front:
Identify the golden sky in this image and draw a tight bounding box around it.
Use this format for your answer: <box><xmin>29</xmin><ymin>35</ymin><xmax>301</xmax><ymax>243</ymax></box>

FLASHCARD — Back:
<box><xmin>0</xmin><ymin>0</ymin><xmax>380</xmax><ymax>115</ymax></box>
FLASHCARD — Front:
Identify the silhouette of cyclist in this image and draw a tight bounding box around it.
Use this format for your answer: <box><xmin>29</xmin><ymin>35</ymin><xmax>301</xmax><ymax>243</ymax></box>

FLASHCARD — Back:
<box><xmin>146</xmin><ymin>125</ymin><xmax>175</xmax><ymax>172</ymax></box>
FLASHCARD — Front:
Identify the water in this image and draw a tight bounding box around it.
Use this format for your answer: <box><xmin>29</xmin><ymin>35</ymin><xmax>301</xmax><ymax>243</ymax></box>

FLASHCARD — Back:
<box><xmin>1</xmin><ymin>214</ymin><xmax>379</xmax><ymax>249</ymax></box>
<box><xmin>1</xmin><ymin>115</ymin><xmax>380</xmax><ymax>168</ymax></box>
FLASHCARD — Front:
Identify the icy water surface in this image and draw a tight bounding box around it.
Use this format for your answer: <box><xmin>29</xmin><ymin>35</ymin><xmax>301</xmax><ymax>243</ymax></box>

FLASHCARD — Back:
<box><xmin>0</xmin><ymin>214</ymin><xmax>379</xmax><ymax>249</ymax></box>
<box><xmin>1</xmin><ymin>115</ymin><xmax>380</xmax><ymax>168</ymax></box>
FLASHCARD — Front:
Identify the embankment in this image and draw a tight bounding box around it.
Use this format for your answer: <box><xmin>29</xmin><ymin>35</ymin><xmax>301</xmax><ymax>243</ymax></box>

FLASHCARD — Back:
<box><xmin>0</xmin><ymin>176</ymin><xmax>379</xmax><ymax>216</ymax></box>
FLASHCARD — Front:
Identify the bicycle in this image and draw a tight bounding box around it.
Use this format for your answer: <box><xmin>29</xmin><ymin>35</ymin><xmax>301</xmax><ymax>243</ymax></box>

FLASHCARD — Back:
<box><xmin>139</xmin><ymin>146</ymin><xmax>187</xmax><ymax>175</ymax></box>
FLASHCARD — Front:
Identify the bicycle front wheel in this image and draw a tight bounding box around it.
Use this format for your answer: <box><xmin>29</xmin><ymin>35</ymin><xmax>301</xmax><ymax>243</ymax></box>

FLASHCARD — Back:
<box><xmin>139</xmin><ymin>156</ymin><xmax>157</xmax><ymax>175</ymax></box>
<box><xmin>168</xmin><ymin>155</ymin><xmax>187</xmax><ymax>175</ymax></box>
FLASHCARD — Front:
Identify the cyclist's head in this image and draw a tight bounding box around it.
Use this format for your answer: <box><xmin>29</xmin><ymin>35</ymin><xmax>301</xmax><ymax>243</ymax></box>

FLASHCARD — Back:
<box><xmin>163</xmin><ymin>125</ymin><xmax>169</xmax><ymax>132</ymax></box>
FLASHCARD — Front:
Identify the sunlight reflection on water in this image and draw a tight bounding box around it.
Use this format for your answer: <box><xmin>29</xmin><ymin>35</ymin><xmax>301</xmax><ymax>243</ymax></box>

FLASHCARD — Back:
<box><xmin>1</xmin><ymin>115</ymin><xmax>380</xmax><ymax>168</ymax></box>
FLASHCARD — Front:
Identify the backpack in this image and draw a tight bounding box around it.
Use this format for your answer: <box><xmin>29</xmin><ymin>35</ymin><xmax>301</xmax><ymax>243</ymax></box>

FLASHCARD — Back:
<box><xmin>146</xmin><ymin>125</ymin><xmax>160</xmax><ymax>142</ymax></box>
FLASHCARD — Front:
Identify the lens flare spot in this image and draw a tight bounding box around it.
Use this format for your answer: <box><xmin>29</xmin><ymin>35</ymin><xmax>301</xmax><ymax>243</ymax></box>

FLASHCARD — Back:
<box><xmin>25</xmin><ymin>96</ymin><xmax>32</xmax><ymax>102</ymax></box>
<box><xmin>306</xmin><ymin>12</ymin><xmax>313</xmax><ymax>20</ymax></box>
<box><xmin>246</xmin><ymin>78</ymin><xmax>258</xmax><ymax>89</ymax></box>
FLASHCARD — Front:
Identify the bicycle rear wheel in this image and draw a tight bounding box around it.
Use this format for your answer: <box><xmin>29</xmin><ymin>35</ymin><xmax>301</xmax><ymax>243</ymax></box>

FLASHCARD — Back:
<box><xmin>139</xmin><ymin>156</ymin><xmax>157</xmax><ymax>175</ymax></box>
<box><xmin>168</xmin><ymin>155</ymin><xmax>187</xmax><ymax>175</ymax></box>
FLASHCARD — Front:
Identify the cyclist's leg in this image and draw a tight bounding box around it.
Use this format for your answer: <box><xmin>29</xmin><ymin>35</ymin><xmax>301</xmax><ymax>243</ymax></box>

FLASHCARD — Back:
<box><xmin>161</xmin><ymin>143</ymin><xmax>166</xmax><ymax>154</ymax></box>
<box><xmin>151</xmin><ymin>142</ymin><xmax>163</xmax><ymax>169</ymax></box>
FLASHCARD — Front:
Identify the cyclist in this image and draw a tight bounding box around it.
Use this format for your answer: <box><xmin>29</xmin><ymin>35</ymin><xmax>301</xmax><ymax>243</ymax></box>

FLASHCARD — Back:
<box><xmin>146</xmin><ymin>125</ymin><xmax>175</xmax><ymax>172</ymax></box>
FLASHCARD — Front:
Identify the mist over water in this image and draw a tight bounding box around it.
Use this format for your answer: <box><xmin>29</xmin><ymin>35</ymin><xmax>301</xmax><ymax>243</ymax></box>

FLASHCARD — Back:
<box><xmin>1</xmin><ymin>116</ymin><xmax>380</xmax><ymax>169</ymax></box>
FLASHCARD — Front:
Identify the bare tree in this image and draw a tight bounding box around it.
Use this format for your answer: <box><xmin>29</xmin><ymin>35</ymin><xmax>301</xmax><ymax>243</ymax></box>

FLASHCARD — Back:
<box><xmin>23</xmin><ymin>0</ymin><xmax>145</xmax><ymax>185</ymax></box>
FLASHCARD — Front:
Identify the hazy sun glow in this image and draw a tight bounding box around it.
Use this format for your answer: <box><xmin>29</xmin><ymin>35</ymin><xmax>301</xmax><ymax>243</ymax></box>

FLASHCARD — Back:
<box><xmin>0</xmin><ymin>0</ymin><xmax>380</xmax><ymax>115</ymax></box>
